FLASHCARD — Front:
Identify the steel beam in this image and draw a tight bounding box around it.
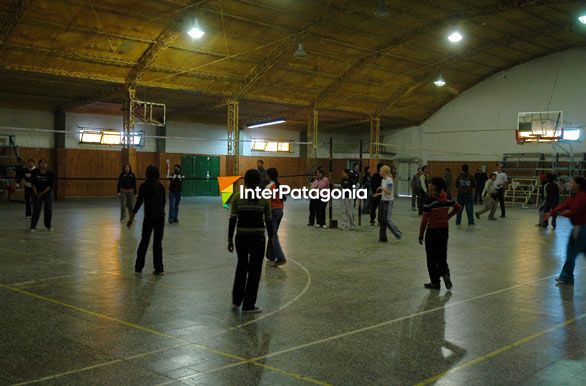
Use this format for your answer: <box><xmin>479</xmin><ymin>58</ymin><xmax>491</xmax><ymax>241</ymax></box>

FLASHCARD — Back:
<box><xmin>126</xmin><ymin>0</ymin><xmax>216</xmax><ymax>88</ymax></box>
<box><xmin>0</xmin><ymin>0</ymin><xmax>32</xmax><ymax>57</ymax></box>
<box><xmin>369</xmin><ymin>116</ymin><xmax>380</xmax><ymax>162</ymax></box>
<box><xmin>227</xmin><ymin>98</ymin><xmax>239</xmax><ymax>175</ymax></box>
<box><xmin>306</xmin><ymin>108</ymin><xmax>318</xmax><ymax>170</ymax></box>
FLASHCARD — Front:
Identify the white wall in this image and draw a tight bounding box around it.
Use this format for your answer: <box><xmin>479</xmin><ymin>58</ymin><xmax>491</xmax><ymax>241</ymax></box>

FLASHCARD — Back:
<box><xmin>383</xmin><ymin>46</ymin><xmax>586</xmax><ymax>162</ymax></box>
<box><xmin>0</xmin><ymin>107</ymin><xmax>54</xmax><ymax>148</ymax></box>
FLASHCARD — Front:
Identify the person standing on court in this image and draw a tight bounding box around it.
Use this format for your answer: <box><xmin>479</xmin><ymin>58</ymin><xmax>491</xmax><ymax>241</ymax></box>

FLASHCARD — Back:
<box><xmin>265</xmin><ymin>167</ymin><xmax>287</xmax><ymax>266</ymax></box>
<box><xmin>168</xmin><ymin>164</ymin><xmax>185</xmax><ymax>224</ymax></box>
<box><xmin>538</xmin><ymin>174</ymin><xmax>560</xmax><ymax>228</ymax></box>
<box><xmin>228</xmin><ymin>169</ymin><xmax>274</xmax><ymax>313</ymax></box>
<box><xmin>411</xmin><ymin>168</ymin><xmax>421</xmax><ymax>211</ymax></box>
<box><xmin>494</xmin><ymin>164</ymin><xmax>508</xmax><ymax>218</ymax></box>
<box><xmin>443</xmin><ymin>168</ymin><xmax>453</xmax><ymax>199</ymax></box>
<box><xmin>455</xmin><ymin>164</ymin><xmax>477</xmax><ymax>226</ymax></box>
<box><xmin>117</xmin><ymin>164</ymin><xmax>137</xmax><ymax>223</ymax></box>
<box><xmin>337</xmin><ymin>168</ymin><xmax>356</xmax><ymax>230</ymax></box>
<box><xmin>128</xmin><ymin>165</ymin><xmax>166</xmax><ymax>275</ymax></box>
<box><xmin>374</xmin><ymin>165</ymin><xmax>402</xmax><ymax>242</ymax></box>
<box><xmin>257</xmin><ymin>160</ymin><xmax>268</xmax><ymax>187</ymax></box>
<box><xmin>370</xmin><ymin>162</ymin><xmax>384</xmax><ymax>225</ymax></box>
<box><xmin>19</xmin><ymin>158</ymin><xmax>36</xmax><ymax>218</ymax></box>
<box><xmin>361</xmin><ymin>166</ymin><xmax>372</xmax><ymax>214</ymax></box>
<box><xmin>419</xmin><ymin>177</ymin><xmax>461</xmax><ymax>290</ymax></box>
<box><xmin>313</xmin><ymin>167</ymin><xmax>329</xmax><ymax>228</ymax></box>
<box><xmin>544</xmin><ymin>176</ymin><xmax>586</xmax><ymax>285</ymax></box>
<box><xmin>30</xmin><ymin>159</ymin><xmax>54</xmax><ymax>232</ymax></box>
<box><xmin>474</xmin><ymin>165</ymin><xmax>488</xmax><ymax>204</ymax></box>
<box><xmin>475</xmin><ymin>172</ymin><xmax>498</xmax><ymax>220</ymax></box>
<box><xmin>418</xmin><ymin>165</ymin><xmax>430</xmax><ymax>215</ymax></box>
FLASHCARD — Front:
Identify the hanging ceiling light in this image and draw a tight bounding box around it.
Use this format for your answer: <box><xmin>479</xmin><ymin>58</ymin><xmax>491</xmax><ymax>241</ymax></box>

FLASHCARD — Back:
<box><xmin>579</xmin><ymin>14</ymin><xmax>586</xmax><ymax>24</ymax></box>
<box><xmin>374</xmin><ymin>0</ymin><xmax>390</xmax><ymax>18</ymax></box>
<box><xmin>434</xmin><ymin>75</ymin><xmax>446</xmax><ymax>87</ymax></box>
<box><xmin>447</xmin><ymin>30</ymin><xmax>463</xmax><ymax>43</ymax></box>
<box><xmin>187</xmin><ymin>19</ymin><xmax>205</xmax><ymax>39</ymax></box>
<box><xmin>294</xmin><ymin>41</ymin><xmax>307</xmax><ymax>58</ymax></box>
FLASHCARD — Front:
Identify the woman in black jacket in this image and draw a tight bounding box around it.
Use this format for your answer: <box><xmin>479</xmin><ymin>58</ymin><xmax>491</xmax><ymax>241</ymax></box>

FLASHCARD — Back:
<box><xmin>117</xmin><ymin>164</ymin><xmax>137</xmax><ymax>222</ymax></box>
<box><xmin>128</xmin><ymin>165</ymin><xmax>166</xmax><ymax>275</ymax></box>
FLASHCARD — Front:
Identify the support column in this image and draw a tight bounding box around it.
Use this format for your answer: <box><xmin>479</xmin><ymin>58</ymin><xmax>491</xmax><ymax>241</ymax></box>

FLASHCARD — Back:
<box><xmin>155</xmin><ymin>125</ymin><xmax>166</xmax><ymax>153</ymax></box>
<box><xmin>122</xmin><ymin>87</ymin><xmax>137</xmax><ymax>171</ymax></box>
<box><xmin>54</xmin><ymin>110</ymin><xmax>67</xmax><ymax>200</ymax></box>
<box><xmin>227</xmin><ymin>98</ymin><xmax>239</xmax><ymax>176</ymax></box>
<box><xmin>306</xmin><ymin>107</ymin><xmax>318</xmax><ymax>170</ymax></box>
<box><xmin>369</xmin><ymin>115</ymin><xmax>380</xmax><ymax>168</ymax></box>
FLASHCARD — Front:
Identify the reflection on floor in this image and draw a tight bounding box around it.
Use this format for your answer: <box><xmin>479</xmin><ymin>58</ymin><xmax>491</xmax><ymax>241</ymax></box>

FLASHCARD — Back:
<box><xmin>1</xmin><ymin>197</ymin><xmax>585</xmax><ymax>385</ymax></box>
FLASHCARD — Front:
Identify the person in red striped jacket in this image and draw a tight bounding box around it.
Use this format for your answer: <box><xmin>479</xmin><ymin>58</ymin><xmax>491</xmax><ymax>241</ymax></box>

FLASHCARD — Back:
<box><xmin>419</xmin><ymin>177</ymin><xmax>462</xmax><ymax>290</ymax></box>
<box><xmin>544</xmin><ymin>176</ymin><xmax>586</xmax><ymax>285</ymax></box>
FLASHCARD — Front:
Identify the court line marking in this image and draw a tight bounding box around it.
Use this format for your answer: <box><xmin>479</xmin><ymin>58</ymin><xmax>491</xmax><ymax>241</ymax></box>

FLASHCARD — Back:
<box><xmin>0</xmin><ymin>284</ymin><xmax>331</xmax><ymax>386</ymax></box>
<box><xmin>201</xmin><ymin>268</ymin><xmax>585</xmax><ymax>374</ymax></box>
<box><xmin>222</xmin><ymin>257</ymin><xmax>313</xmax><ymax>331</ymax></box>
<box><xmin>11</xmin><ymin>344</ymin><xmax>189</xmax><ymax>386</ymax></box>
<box><xmin>415</xmin><ymin>311</ymin><xmax>586</xmax><ymax>385</ymax></box>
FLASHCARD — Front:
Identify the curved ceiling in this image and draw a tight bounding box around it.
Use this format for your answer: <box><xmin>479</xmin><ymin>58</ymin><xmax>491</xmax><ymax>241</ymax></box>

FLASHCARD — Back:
<box><xmin>0</xmin><ymin>0</ymin><xmax>585</xmax><ymax>131</ymax></box>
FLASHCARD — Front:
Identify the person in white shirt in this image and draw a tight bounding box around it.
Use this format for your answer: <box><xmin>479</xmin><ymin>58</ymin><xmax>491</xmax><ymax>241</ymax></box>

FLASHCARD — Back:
<box><xmin>494</xmin><ymin>164</ymin><xmax>508</xmax><ymax>218</ymax></box>
<box><xmin>475</xmin><ymin>173</ymin><xmax>498</xmax><ymax>220</ymax></box>
<box><xmin>374</xmin><ymin>165</ymin><xmax>402</xmax><ymax>242</ymax></box>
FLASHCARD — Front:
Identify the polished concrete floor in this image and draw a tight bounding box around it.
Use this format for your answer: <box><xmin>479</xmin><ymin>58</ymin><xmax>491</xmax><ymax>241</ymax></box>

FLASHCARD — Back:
<box><xmin>1</xmin><ymin>196</ymin><xmax>586</xmax><ymax>386</ymax></box>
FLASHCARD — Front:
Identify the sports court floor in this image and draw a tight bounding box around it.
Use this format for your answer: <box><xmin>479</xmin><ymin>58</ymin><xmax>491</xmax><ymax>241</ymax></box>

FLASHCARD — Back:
<box><xmin>1</xmin><ymin>197</ymin><xmax>586</xmax><ymax>385</ymax></box>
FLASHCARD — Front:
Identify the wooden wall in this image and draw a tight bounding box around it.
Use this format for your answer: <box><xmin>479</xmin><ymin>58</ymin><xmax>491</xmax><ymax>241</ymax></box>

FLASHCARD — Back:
<box><xmin>14</xmin><ymin>147</ymin><xmax>395</xmax><ymax>198</ymax></box>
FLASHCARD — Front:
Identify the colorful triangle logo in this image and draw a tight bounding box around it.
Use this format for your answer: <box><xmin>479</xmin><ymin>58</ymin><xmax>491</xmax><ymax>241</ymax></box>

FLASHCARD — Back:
<box><xmin>217</xmin><ymin>176</ymin><xmax>241</xmax><ymax>207</ymax></box>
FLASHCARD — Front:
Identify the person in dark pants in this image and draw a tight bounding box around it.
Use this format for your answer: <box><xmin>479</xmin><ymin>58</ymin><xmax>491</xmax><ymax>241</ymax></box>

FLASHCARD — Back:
<box><xmin>228</xmin><ymin>169</ymin><xmax>274</xmax><ymax>313</ymax></box>
<box><xmin>117</xmin><ymin>164</ymin><xmax>137</xmax><ymax>222</ymax></box>
<box><xmin>374</xmin><ymin>165</ymin><xmax>402</xmax><ymax>242</ymax></box>
<box><xmin>30</xmin><ymin>159</ymin><xmax>54</xmax><ymax>232</ymax></box>
<box><xmin>538</xmin><ymin>174</ymin><xmax>560</xmax><ymax>228</ymax></box>
<box><xmin>128</xmin><ymin>165</ymin><xmax>166</xmax><ymax>275</ymax></box>
<box><xmin>419</xmin><ymin>177</ymin><xmax>461</xmax><ymax>290</ymax></box>
<box><xmin>361</xmin><ymin>166</ymin><xmax>372</xmax><ymax>214</ymax></box>
<box><xmin>19</xmin><ymin>158</ymin><xmax>36</xmax><ymax>218</ymax></box>
<box><xmin>370</xmin><ymin>162</ymin><xmax>384</xmax><ymax>226</ymax></box>
<box><xmin>455</xmin><ymin>164</ymin><xmax>477</xmax><ymax>226</ymax></box>
<box><xmin>473</xmin><ymin>165</ymin><xmax>487</xmax><ymax>204</ymax></box>
<box><xmin>411</xmin><ymin>168</ymin><xmax>421</xmax><ymax>210</ymax></box>
<box><xmin>265</xmin><ymin>167</ymin><xmax>287</xmax><ymax>266</ymax></box>
<box><xmin>494</xmin><ymin>164</ymin><xmax>508</xmax><ymax>218</ymax></box>
<box><xmin>168</xmin><ymin>164</ymin><xmax>185</xmax><ymax>224</ymax></box>
<box><xmin>308</xmin><ymin>168</ymin><xmax>329</xmax><ymax>228</ymax></box>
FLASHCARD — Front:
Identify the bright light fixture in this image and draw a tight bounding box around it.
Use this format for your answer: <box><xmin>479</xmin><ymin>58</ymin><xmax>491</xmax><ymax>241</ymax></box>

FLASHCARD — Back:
<box><xmin>579</xmin><ymin>15</ymin><xmax>586</xmax><ymax>24</ymax></box>
<box><xmin>247</xmin><ymin>119</ymin><xmax>286</xmax><ymax>129</ymax></box>
<box><xmin>434</xmin><ymin>76</ymin><xmax>446</xmax><ymax>87</ymax></box>
<box><xmin>447</xmin><ymin>31</ymin><xmax>463</xmax><ymax>43</ymax></box>
<box><xmin>187</xmin><ymin>20</ymin><xmax>205</xmax><ymax>39</ymax></box>
<box><xmin>294</xmin><ymin>42</ymin><xmax>307</xmax><ymax>58</ymax></box>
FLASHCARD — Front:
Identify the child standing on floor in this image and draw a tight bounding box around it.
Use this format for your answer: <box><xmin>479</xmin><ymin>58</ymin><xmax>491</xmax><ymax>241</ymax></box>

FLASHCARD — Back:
<box><xmin>117</xmin><ymin>164</ymin><xmax>137</xmax><ymax>223</ymax></box>
<box><xmin>419</xmin><ymin>177</ymin><xmax>461</xmax><ymax>290</ymax></box>
<box><xmin>168</xmin><ymin>164</ymin><xmax>185</xmax><ymax>224</ymax></box>
<box><xmin>228</xmin><ymin>169</ymin><xmax>273</xmax><ymax>313</ymax></box>
<box><xmin>337</xmin><ymin>169</ymin><xmax>356</xmax><ymax>230</ymax></box>
<box><xmin>30</xmin><ymin>159</ymin><xmax>54</xmax><ymax>232</ymax></box>
<box><xmin>265</xmin><ymin>167</ymin><xmax>287</xmax><ymax>266</ymax></box>
<box><xmin>128</xmin><ymin>165</ymin><xmax>166</xmax><ymax>275</ymax></box>
<box><xmin>374</xmin><ymin>165</ymin><xmax>402</xmax><ymax>242</ymax></box>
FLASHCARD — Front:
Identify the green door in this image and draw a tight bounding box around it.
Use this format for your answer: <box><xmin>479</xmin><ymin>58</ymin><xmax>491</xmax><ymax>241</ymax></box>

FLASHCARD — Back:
<box><xmin>180</xmin><ymin>156</ymin><xmax>220</xmax><ymax>197</ymax></box>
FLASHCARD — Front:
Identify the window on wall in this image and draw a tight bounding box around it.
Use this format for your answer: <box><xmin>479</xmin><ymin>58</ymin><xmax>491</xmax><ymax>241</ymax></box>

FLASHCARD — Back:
<box><xmin>251</xmin><ymin>139</ymin><xmax>291</xmax><ymax>153</ymax></box>
<box><xmin>79</xmin><ymin>129</ymin><xmax>144</xmax><ymax>147</ymax></box>
<box><xmin>562</xmin><ymin>128</ymin><xmax>582</xmax><ymax>142</ymax></box>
